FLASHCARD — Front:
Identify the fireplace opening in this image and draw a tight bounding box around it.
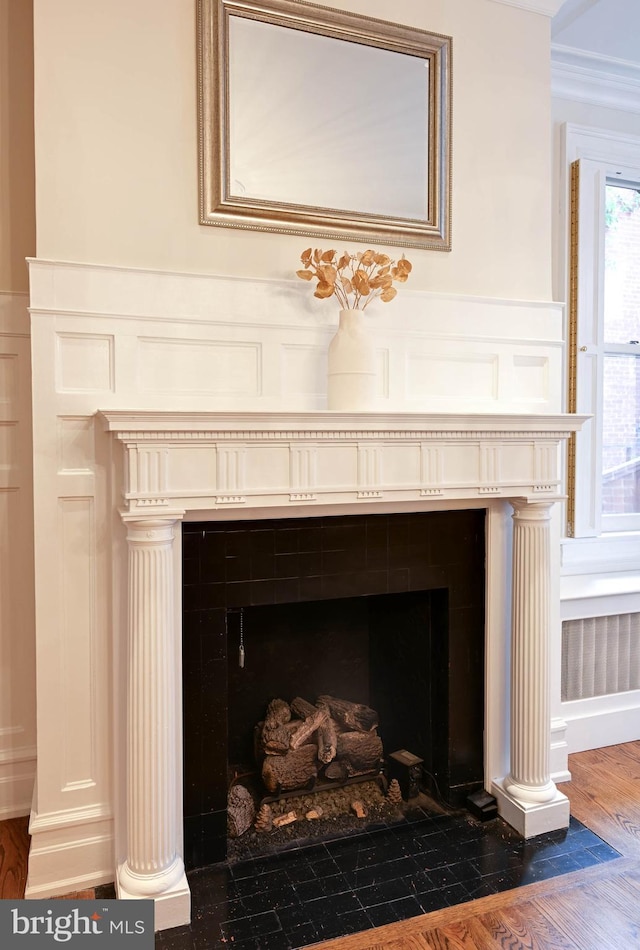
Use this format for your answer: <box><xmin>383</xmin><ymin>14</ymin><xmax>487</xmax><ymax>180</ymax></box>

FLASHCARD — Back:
<box><xmin>182</xmin><ymin>509</ymin><xmax>485</xmax><ymax>871</ymax></box>
<box><xmin>223</xmin><ymin>591</ymin><xmax>446</xmax><ymax>853</ymax></box>
<box><xmin>227</xmin><ymin>590</ymin><xmax>443</xmax><ymax>789</ymax></box>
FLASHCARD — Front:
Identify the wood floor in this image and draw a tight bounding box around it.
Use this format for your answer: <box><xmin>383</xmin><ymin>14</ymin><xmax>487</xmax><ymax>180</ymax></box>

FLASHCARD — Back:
<box><xmin>0</xmin><ymin>812</ymin><xmax>29</xmax><ymax>901</ymax></box>
<box><xmin>1</xmin><ymin>742</ymin><xmax>640</xmax><ymax>948</ymax></box>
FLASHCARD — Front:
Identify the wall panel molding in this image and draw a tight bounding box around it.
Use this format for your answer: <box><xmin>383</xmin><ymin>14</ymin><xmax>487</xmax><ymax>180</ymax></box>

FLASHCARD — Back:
<box><xmin>0</xmin><ymin>292</ymin><xmax>35</xmax><ymax>820</ymax></box>
<box><xmin>29</xmin><ymin>258</ymin><xmax>564</xmax><ymax>415</ymax></box>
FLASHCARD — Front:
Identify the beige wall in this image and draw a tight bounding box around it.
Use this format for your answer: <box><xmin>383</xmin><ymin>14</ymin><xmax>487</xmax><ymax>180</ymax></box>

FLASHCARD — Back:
<box><xmin>0</xmin><ymin>1</ymin><xmax>36</xmax><ymax>818</ymax></box>
<box><xmin>0</xmin><ymin>0</ymin><xmax>35</xmax><ymax>293</ymax></box>
<box><xmin>32</xmin><ymin>0</ymin><xmax>554</xmax><ymax>301</ymax></box>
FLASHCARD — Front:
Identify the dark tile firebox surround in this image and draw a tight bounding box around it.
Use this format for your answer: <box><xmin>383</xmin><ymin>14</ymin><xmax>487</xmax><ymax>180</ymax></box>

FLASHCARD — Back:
<box><xmin>155</xmin><ymin>810</ymin><xmax>619</xmax><ymax>950</ymax></box>
<box><xmin>182</xmin><ymin>510</ymin><xmax>486</xmax><ymax>870</ymax></box>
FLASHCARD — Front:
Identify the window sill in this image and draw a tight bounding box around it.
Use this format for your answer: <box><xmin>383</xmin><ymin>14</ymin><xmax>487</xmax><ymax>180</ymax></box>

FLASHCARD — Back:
<box><xmin>561</xmin><ymin>531</ymin><xmax>640</xmax><ymax>575</ymax></box>
<box><xmin>560</xmin><ymin>533</ymin><xmax>640</xmax><ymax>619</ymax></box>
<box><xmin>561</xmin><ymin>568</ymin><xmax>640</xmax><ymax>620</ymax></box>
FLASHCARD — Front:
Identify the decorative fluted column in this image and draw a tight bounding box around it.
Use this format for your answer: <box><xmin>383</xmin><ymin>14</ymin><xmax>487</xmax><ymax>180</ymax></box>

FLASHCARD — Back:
<box><xmin>504</xmin><ymin>500</ymin><xmax>557</xmax><ymax>805</ymax></box>
<box><xmin>117</xmin><ymin>517</ymin><xmax>189</xmax><ymax>928</ymax></box>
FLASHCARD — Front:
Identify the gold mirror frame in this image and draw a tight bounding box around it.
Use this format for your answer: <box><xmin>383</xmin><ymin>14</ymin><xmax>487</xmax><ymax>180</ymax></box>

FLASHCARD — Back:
<box><xmin>197</xmin><ymin>0</ymin><xmax>452</xmax><ymax>250</ymax></box>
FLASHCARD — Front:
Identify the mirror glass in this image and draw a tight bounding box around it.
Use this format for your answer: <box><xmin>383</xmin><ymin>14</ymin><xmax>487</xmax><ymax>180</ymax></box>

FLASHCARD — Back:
<box><xmin>228</xmin><ymin>17</ymin><xmax>429</xmax><ymax>219</ymax></box>
<box><xmin>198</xmin><ymin>0</ymin><xmax>451</xmax><ymax>250</ymax></box>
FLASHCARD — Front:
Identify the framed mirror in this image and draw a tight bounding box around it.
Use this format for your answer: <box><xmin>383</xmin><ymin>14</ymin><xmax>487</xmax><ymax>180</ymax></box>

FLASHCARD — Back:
<box><xmin>197</xmin><ymin>0</ymin><xmax>452</xmax><ymax>250</ymax></box>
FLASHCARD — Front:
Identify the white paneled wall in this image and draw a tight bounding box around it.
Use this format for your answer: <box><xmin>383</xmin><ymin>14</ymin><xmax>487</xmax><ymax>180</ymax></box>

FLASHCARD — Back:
<box><xmin>28</xmin><ymin>261</ymin><xmax>565</xmax><ymax>413</ymax></box>
<box><xmin>0</xmin><ymin>291</ymin><xmax>36</xmax><ymax>818</ymax></box>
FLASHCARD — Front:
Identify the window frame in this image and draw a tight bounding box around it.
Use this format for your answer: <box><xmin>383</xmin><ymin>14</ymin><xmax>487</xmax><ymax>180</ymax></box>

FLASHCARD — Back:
<box><xmin>564</xmin><ymin>125</ymin><xmax>640</xmax><ymax>544</ymax></box>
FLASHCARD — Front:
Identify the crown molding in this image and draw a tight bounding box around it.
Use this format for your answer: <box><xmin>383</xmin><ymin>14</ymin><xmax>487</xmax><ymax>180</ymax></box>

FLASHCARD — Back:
<box><xmin>552</xmin><ymin>44</ymin><xmax>640</xmax><ymax>115</ymax></box>
<box><xmin>487</xmin><ymin>0</ymin><xmax>565</xmax><ymax>15</ymax></box>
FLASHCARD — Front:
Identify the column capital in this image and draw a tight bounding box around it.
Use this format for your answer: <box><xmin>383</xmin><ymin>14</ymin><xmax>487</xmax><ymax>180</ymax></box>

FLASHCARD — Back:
<box><xmin>510</xmin><ymin>498</ymin><xmax>555</xmax><ymax>521</ymax></box>
<box><xmin>120</xmin><ymin>513</ymin><xmax>184</xmax><ymax>545</ymax></box>
<box><xmin>120</xmin><ymin>510</ymin><xmax>185</xmax><ymax>527</ymax></box>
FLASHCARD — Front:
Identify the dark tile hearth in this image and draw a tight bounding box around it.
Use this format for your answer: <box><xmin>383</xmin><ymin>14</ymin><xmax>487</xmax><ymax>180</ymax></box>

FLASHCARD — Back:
<box><xmin>155</xmin><ymin>810</ymin><xmax>619</xmax><ymax>950</ymax></box>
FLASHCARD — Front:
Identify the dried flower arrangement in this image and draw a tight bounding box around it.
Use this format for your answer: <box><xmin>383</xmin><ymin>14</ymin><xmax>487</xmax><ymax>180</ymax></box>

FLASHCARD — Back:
<box><xmin>296</xmin><ymin>248</ymin><xmax>412</xmax><ymax>310</ymax></box>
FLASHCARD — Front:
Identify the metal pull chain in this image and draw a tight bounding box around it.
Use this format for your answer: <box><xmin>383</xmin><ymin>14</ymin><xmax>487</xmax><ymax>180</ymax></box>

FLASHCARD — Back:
<box><xmin>239</xmin><ymin>608</ymin><xmax>245</xmax><ymax>668</ymax></box>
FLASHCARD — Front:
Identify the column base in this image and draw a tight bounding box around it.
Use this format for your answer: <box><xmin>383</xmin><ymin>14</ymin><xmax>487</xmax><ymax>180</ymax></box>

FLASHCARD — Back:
<box><xmin>503</xmin><ymin>774</ymin><xmax>557</xmax><ymax>804</ymax></box>
<box><xmin>116</xmin><ymin>862</ymin><xmax>191</xmax><ymax>932</ymax></box>
<box><xmin>491</xmin><ymin>778</ymin><xmax>570</xmax><ymax>838</ymax></box>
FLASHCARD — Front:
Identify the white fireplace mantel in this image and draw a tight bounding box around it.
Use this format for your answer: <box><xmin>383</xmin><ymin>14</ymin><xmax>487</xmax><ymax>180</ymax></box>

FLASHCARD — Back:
<box><xmin>99</xmin><ymin>410</ymin><xmax>587</xmax><ymax>930</ymax></box>
<box><xmin>100</xmin><ymin>410</ymin><xmax>587</xmax><ymax>514</ymax></box>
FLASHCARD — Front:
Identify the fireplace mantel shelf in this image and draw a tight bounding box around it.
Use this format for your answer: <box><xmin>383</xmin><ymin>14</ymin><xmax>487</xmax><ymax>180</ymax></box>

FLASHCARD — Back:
<box><xmin>99</xmin><ymin>410</ymin><xmax>588</xmax><ymax>516</ymax></box>
<box><xmin>100</xmin><ymin>409</ymin><xmax>587</xmax><ymax>436</ymax></box>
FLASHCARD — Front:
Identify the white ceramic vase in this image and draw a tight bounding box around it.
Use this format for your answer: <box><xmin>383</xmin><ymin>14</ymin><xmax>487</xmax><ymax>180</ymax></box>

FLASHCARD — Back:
<box><xmin>327</xmin><ymin>308</ymin><xmax>376</xmax><ymax>410</ymax></box>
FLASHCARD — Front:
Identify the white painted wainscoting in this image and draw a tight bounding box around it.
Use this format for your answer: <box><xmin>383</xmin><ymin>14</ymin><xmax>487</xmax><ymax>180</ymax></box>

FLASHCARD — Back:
<box><xmin>0</xmin><ymin>291</ymin><xmax>36</xmax><ymax>820</ymax></box>
<box><xmin>28</xmin><ymin>258</ymin><xmax>564</xmax><ymax>415</ymax></box>
<box><xmin>25</xmin><ymin>257</ymin><xmax>572</xmax><ymax>919</ymax></box>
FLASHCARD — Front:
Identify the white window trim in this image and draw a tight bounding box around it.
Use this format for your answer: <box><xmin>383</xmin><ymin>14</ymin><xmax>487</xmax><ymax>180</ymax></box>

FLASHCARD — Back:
<box><xmin>560</xmin><ymin>123</ymin><xmax>640</xmax><ymax>577</ymax></box>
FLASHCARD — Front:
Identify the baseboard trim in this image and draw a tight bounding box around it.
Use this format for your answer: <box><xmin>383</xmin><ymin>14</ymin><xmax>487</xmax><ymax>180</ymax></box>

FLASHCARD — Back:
<box><xmin>563</xmin><ymin>703</ymin><xmax>640</xmax><ymax>754</ymax></box>
<box><xmin>0</xmin><ymin>749</ymin><xmax>36</xmax><ymax>821</ymax></box>
<box><xmin>25</xmin><ymin>869</ymin><xmax>115</xmax><ymax>900</ymax></box>
<box><xmin>550</xmin><ymin>716</ymin><xmax>568</xmax><ymax>779</ymax></box>
<box><xmin>0</xmin><ymin>800</ymin><xmax>33</xmax><ymax>820</ymax></box>
<box><xmin>25</xmin><ymin>810</ymin><xmax>114</xmax><ymax>899</ymax></box>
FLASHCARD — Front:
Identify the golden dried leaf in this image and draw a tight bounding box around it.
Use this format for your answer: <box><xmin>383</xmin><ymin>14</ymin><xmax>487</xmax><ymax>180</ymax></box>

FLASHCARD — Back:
<box><xmin>391</xmin><ymin>264</ymin><xmax>410</xmax><ymax>283</ymax></box>
<box><xmin>321</xmin><ymin>249</ymin><xmax>337</xmax><ymax>263</ymax></box>
<box><xmin>370</xmin><ymin>274</ymin><xmax>392</xmax><ymax>289</ymax></box>
<box><xmin>352</xmin><ymin>270</ymin><xmax>371</xmax><ymax>295</ymax></box>
<box><xmin>341</xmin><ymin>277</ymin><xmax>353</xmax><ymax>295</ymax></box>
<box><xmin>359</xmin><ymin>250</ymin><xmax>376</xmax><ymax>266</ymax></box>
<box><xmin>300</xmin><ymin>248</ymin><xmax>312</xmax><ymax>264</ymax></box>
<box><xmin>380</xmin><ymin>286</ymin><xmax>397</xmax><ymax>302</ymax></box>
<box><xmin>374</xmin><ymin>253</ymin><xmax>391</xmax><ymax>266</ymax></box>
<box><xmin>396</xmin><ymin>257</ymin><xmax>412</xmax><ymax>274</ymax></box>
<box><xmin>314</xmin><ymin>281</ymin><xmax>335</xmax><ymax>299</ymax></box>
<box><xmin>317</xmin><ymin>264</ymin><xmax>337</xmax><ymax>281</ymax></box>
<box><xmin>313</xmin><ymin>249</ymin><xmax>322</xmax><ymax>264</ymax></box>
<box><xmin>338</xmin><ymin>253</ymin><xmax>351</xmax><ymax>270</ymax></box>
<box><xmin>296</xmin><ymin>269</ymin><xmax>313</xmax><ymax>281</ymax></box>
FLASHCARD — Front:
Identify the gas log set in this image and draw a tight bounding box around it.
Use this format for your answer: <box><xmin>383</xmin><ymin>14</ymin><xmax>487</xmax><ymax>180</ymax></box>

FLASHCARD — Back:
<box><xmin>225</xmin><ymin>695</ymin><xmax>415</xmax><ymax>844</ymax></box>
<box><xmin>258</xmin><ymin>695</ymin><xmax>383</xmax><ymax>795</ymax></box>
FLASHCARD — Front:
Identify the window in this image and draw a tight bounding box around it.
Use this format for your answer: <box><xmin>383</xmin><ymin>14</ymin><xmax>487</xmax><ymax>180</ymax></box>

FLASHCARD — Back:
<box><xmin>567</xmin><ymin>135</ymin><xmax>640</xmax><ymax>542</ymax></box>
<box><xmin>602</xmin><ymin>183</ymin><xmax>640</xmax><ymax>529</ymax></box>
